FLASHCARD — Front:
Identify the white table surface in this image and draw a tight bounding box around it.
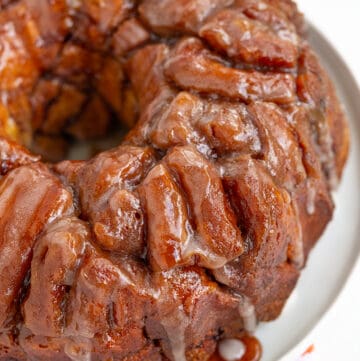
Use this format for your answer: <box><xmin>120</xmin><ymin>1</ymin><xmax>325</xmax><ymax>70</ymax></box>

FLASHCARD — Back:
<box><xmin>283</xmin><ymin>1</ymin><xmax>360</xmax><ymax>360</ymax></box>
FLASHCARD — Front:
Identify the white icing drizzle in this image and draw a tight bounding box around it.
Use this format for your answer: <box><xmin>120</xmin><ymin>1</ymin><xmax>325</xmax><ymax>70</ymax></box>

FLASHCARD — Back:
<box><xmin>236</xmin><ymin>294</ymin><xmax>257</xmax><ymax>333</ymax></box>
<box><xmin>289</xmin><ymin>201</ymin><xmax>305</xmax><ymax>269</ymax></box>
<box><xmin>219</xmin><ymin>339</ymin><xmax>246</xmax><ymax>361</ymax></box>
<box><xmin>66</xmin><ymin>0</ymin><xmax>81</xmax><ymax>9</ymax></box>
<box><xmin>306</xmin><ymin>179</ymin><xmax>316</xmax><ymax>215</ymax></box>
<box><xmin>318</xmin><ymin>124</ymin><xmax>339</xmax><ymax>190</ymax></box>
<box><xmin>311</xmin><ymin>109</ymin><xmax>339</xmax><ymax>190</ymax></box>
<box><xmin>160</xmin><ymin>305</ymin><xmax>189</xmax><ymax>361</ymax></box>
<box><xmin>212</xmin><ymin>266</ymin><xmax>258</xmax><ymax>332</ymax></box>
<box><xmin>182</xmin><ymin>236</ymin><xmax>228</xmax><ymax>269</ymax></box>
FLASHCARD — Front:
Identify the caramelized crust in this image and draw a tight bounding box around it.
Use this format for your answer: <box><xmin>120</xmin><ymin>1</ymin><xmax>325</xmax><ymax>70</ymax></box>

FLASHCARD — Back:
<box><xmin>0</xmin><ymin>0</ymin><xmax>349</xmax><ymax>360</ymax></box>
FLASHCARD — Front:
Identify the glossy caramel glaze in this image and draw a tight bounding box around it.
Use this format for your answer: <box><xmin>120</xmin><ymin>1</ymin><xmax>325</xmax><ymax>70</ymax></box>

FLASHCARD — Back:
<box><xmin>0</xmin><ymin>0</ymin><xmax>350</xmax><ymax>360</ymax></box>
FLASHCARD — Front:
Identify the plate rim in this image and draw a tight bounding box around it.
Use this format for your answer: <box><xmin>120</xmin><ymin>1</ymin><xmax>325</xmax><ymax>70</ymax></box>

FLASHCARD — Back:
<box><xmin>278</xmin><ymin>21</ymin><xmax>360</xmax><ymax>360</ymax></box>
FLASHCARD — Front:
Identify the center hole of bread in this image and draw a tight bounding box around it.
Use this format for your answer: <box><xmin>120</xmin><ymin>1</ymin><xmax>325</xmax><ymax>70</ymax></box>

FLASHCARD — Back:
<box><xmin>30</xmin><ymin>116</ymin><xmax>129</xmax><ymax>162</ymax></box>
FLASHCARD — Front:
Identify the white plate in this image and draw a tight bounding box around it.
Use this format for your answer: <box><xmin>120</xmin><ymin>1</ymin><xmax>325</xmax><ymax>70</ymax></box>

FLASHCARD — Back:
<box><xmin>254</xmin><ymin>24</ymin><xmax>360</xmax><ymax>361</ymax></box>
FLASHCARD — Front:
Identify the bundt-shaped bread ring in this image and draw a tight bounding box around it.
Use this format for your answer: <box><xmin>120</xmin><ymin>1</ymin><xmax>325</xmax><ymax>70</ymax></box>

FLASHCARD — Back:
<box><xmin>0</xmin><ymin>0</ymin><xmax>349</xmax><ymax>360</ymax></box>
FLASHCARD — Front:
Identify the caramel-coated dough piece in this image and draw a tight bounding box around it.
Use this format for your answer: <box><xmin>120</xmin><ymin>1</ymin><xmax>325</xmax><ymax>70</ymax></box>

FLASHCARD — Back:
<box><xmin>0</xmin><ymin>0</ymin><xmax>350</xmax><ymax>360</ymax></box>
